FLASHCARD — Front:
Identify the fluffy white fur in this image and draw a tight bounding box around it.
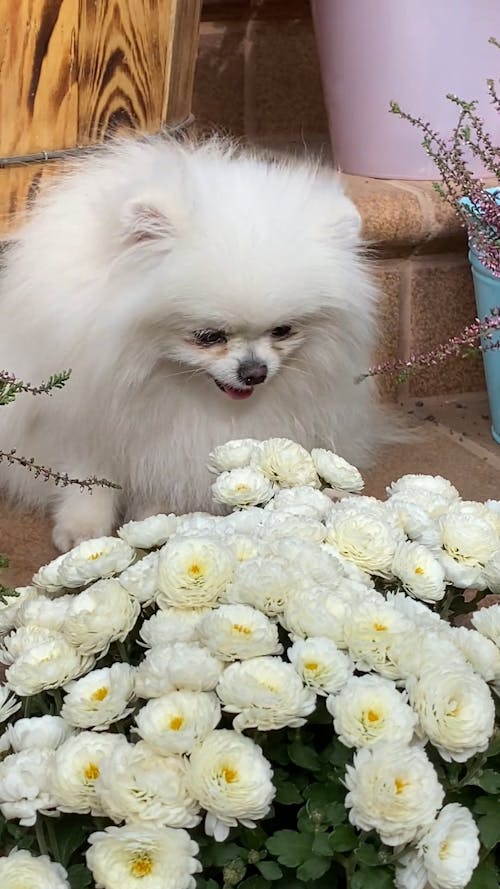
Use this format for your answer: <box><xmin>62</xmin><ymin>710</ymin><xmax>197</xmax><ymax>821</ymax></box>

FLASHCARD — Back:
<box><xmin>0</xmin><ymin>136</ymin><xmax>394</xmax><ymax>551</ymax></box>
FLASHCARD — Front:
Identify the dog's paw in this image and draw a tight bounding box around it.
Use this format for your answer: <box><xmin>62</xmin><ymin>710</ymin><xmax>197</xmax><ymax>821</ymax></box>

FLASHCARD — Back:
<box><xmin>52</xmin><ymin>490</ymin><xmax>118</xmax><ymax>552</ymax></box>
<box><xmin>51</xmin><ymin>520</ymin><xmax>114</xmax><ymax>553</ymax></box>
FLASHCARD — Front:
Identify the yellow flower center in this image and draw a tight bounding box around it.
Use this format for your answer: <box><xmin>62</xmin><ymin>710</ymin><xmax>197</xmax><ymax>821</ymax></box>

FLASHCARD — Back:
<box><xmin>439</xmin><ymin>840</ymin><xmax>450</xmax><ymax>860</ymax></box>
<box><xmin>373</xmin><ymin>622</ymin><xmax>387</xmax><ymax>632</ymax></box>
<box><xmin>446</xmin><ymin>700</ymin><xmax>461</xmax><ymax>717</ymax></box>
<box><xmin>414</xmin><ymin>566</ymin><xmax>425</xmax><ymax>575</ymax></box>
<box><xmin>366</xmin><ymin>709</ymin><xmax>380</xmax><ymax>723</ymax></box>
<box><xmin>232</xmin><ymin>623</ymin><xmax>252</xmax><ymax>635</ymax></box>
<box><xmin>304</xmin><ymin>661</ymin><xmax>319</xmax><ymax>672</ymax></box>
<box><xmin>188</xmin><ymin>563</ymin><xmax>202</xmax><ymax>578</ymax></box>
<box><xmin>90</xmin><ymin>686</ymin><xmax>109</xmax><ymax>702</ymax></box>
<box><xmin>235</xmin><ymin>484</ymin><xmax>249</xmax><ymax>492</ymax></box>
<box><xmin>130</xmin><ymin>853</ymin><xmax>154</xmax><ymax>878</ymax></box>
<box><xmin>84</xmin><ymin>762</ymin><xmax>100</xmax><ymax>781</ymax></box>
<box><xmin>221</xmin><ymin>766</ymin><xmax>238</xmax><ymax>783</ymax></box>
<box><xmin>169</xmin><ymin>715</ymin><xmax>184</xmax><ymax>731</ymax></box>
<box><xmin>394</xmin><ymin>777</ymin><xmax>410</xmax><ymax>795</ymax></box>
<box><xmin>88</xmin><ymin>551</ymin><xmax>104</xmax><ymax>561</ymax></box>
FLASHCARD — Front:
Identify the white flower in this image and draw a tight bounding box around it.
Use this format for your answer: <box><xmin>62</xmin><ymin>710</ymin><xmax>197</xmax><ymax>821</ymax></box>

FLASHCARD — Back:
<box><xmin>253</xmin><ymin>438</ymin><xmax>320</xmax><ymax>488</ymax></box>
<box><xmin>395</xmin><ymin>850</ymin><xmax>428</xmax><ymax>889</ymax></box>
<box><xmin>270</xmin><ymin>538</ymin><xmax>345</xmax><ymax>586</ymax></box>
<box><xmin>96</xmin><ymin>740</ymin><xmax>200</xmax><ymax>828</ymax></box>
<box><xmin>119</xmin><ymin>552</ymin><xmax>160</xmax><ymax>604</ymax></box>
<box><xmin>344</xmin><ymin>742</ymin><xmax>445</xmax><ymax>846</ymax></box>
<box><xmin>16</xmin><ymin>593</ymin><xmax>73</xmax><ymax>632</ymax></box>
<box><xmin>220</xmin><ymin>508</ymin><xmax>266</xmax><ymax>535</ymax></box>
<box><xmin>261</xmin><ymin>511</ymin><xmax>326</xmax><ymax>543</ymax></box>
<box><xmin>282</xmin><ymin>584</ymin><xmax>360</xmax><ymax>648</ymax></box>
<box><xmin>0</xmin><ymin>748</ymin><xmax>57</xmax><ymax>825</ymax></box>
<box><xmin>385</xmin><ymin>496</ymin><xmax>441</xmax><ymax>549</ymax></box>
<box><xmin>484</xmin><ymin>499</ymin><xmax>500</xmax><ymax>534</ymax></box>
<box><xmin>212</xmin><ymin>468</ymin><xmax>275</xmax><ymax>508</ymax></box>
<box><xmin>392</xmin><ymin>541</ymin><xmax>447</xmax><ymax>603</ymax></box>
<box><xmin>266</xmin><ymin>485</ymin><xmax>334</xmax><ymax>520</ymax></box>
<box><xmin>439</xmin><ymin>507</ymin><xmax>499</xmax><ymax>568</ymax></box>
<box><xmin>207</xmin><ymin>438</ymin><xmax>262</xmax><ymax>473</ymax></box>
<box><xmin>438</xmin><ymin>552</ymin><xmax>486</xmax><ymax>591</ymax></box>
<box><xmin>0</xmin><ymin>685</ymin><xmax>21</xmax><ymax>723</ymax></box>
<box><xmin>157</xmin><ymin>536</ymin><xmax>235</xmax><ymax>609</ymax></box>
<box><xmin>5</xmin><ymin>632</ymin><xmax>94</xmax><ymax>696</ymax></box>
<box><xmin>483</xmin><ymin>549</ymin><xmax>500</xmax><ymax>593</ymax></box>
<box><xmin>344</xmin><ymin>599</ymin><xmax>415</xmax><ymax>679</ymax></box>
<box><xmin>387</xmin><ymin>474</ymin><xmax>460</xmax><ymax>504</ymax></box>
<box><xmin>0</xmin><ymin>625</ymin><xmax>58</xmax><ymax>664</ymax></box>
<box><xmin>471</xmin><ymin>603</ymin><xmax>500</xmax><ymax>646</ymax></box>
<box><xmin>139</xmin><ymin>608</ymin><xmax>210</xmax><ymax>647</ymax></box>
<box><xmin>419</xmin><ymin>803</ymin><xmax>480</xmax><ymax>889</ymax></box>
<box><xmin>134</xmin><ymin>690</ymin><xmax>221</xmax><ymax>755</ymax></box>
<box><xmin>187</xmin><ymin>729</ymin><xmax>275</xmax><ymax>841</ymax></box>
<box><xmin>58</xmin><ymin>537</ymin><xmax>136</xmax><ymax>588</ymax></box>
<box><xmin>32</xmin><ymin>553</ymin><xmax>67</xmax><ymax>593</ymax></box>
<box><xmin>451</xmin><ymin>626</ymin><xmax>500</xmax><ymax>682</ymax></box>
<box><xmin>224</xmin><ymin>557</ymin><xmax>303</xmax><ymax>616</ymax></box>
<box><xmin>311</xmin><ymin>448</ymin><xmax>364</xmax><ymax>493</ymax></box>
<box><xmin>175</xmin><ymin>512</ymin><xmax>221</xmax><ymax>537</ymax></box>
<box><xmin>325</xmin><ymin>508</ymin><xmax>399</xmax><ymax>577</ymax></box>
<box><xmin>61</xmin><ymin>663</ymin><xmax>135</xmax><ymax>730</ymax></box>
<box><xmin>49</xmin><ymin>730</ymin><xmax>126</xmax><ymax>815</ymax></box>
<box><xmin>406</xmin><ymin>666</ymin><xmax>495</xmax><ymax>761</ymax></box>
<box><xmin>197</xmin><ymin>604</ymin><xmax>282</xmax><ymax>661</ymax></box>
<box><xmin>1</xmin><ymin>715</ymin><xmax>72</xmax><ymax>752</ymax></box>
<box><xmin>288</xmin><ymin>637</ymin><xmax>353</xmax><ymax>695</ymax></box>
<box><xmin>86</xmin><ymin>823</ymin><xmax>201</xmax><ymax>889</ymax></box>
<box><xmin>0</xmin><ymin>849</ymin><xmax>70</xmax><ymax>889</ymax></box>
<box><xmin>391</xmin><ymin>628</ymin><xmax>467</xmax><ymax>681</ymax></box>
<box><xmin>225</xmin><ymin>534</ymin><xmax>265</xmax><ymax>564</ymax></box>
<box><xmin>216</xmin><ymin>656</ymin><xmax>316</xmax><ymax>731</ymax></box>
<box><xmin>134</xmin><ymin>643</ymin><xmax>223</xmax><ymax>698</ymax></box>
<box><xmin>63</xmin><ymin>578</ymin><xmax>140</xmax><ymax>656</ymax></box>
<box><xmin>118</xmin><ymin>514</ymin><xmax>178</xmax><ymax>549</ymax></box>
<box><xmin>385</xmin><ymin>591</ymin><xmax>445</xmax><ymax>630</ymax></box>
<box><xmin>326</xmin><ymin>674</ymin><xmax>417</xmax><ymax>748</ymax></box>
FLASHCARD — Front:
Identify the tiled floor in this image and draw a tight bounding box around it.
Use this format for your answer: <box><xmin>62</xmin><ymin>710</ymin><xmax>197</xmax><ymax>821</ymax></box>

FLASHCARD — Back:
<box><xmin>1</xmin><ymin>391</ymin><xmax>498</xmax><ymax>590</ymax></box>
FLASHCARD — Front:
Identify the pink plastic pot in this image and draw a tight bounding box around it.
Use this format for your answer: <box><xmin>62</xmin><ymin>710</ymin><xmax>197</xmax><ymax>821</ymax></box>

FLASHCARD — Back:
<box><xmin>311</xmin><ymin>0</ymin><xmax>500</xmax><ymax>179</ymax></box>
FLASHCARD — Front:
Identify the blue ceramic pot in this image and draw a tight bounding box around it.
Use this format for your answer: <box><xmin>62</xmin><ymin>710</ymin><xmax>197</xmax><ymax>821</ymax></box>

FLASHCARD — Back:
<box><xmin>468</xmin><ymin>248</ymin><xmax>500</xmax><ymax>444</ymax></box>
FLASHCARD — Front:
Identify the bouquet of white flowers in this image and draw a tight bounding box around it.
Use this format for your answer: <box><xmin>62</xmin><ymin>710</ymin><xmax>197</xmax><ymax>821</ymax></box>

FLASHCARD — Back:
<box><xmin>0</xmin><ymin>437</ymin><xmax>499</xmax><ymax>889</ymax></box>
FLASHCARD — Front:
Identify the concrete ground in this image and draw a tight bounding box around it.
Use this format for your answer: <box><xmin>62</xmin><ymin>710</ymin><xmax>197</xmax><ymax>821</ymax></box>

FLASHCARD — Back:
<box><xmin>1</xmin><ymin>391</ymin><xmax>499</xmax><ymax>590</ymax></box>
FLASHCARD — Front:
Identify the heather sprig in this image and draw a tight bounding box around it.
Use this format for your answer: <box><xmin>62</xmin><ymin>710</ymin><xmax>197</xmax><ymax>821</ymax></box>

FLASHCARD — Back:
<box><xmin>0</xmin><ymin>369</ymin><xmax>71</xmax><ymax>406</ymax></box>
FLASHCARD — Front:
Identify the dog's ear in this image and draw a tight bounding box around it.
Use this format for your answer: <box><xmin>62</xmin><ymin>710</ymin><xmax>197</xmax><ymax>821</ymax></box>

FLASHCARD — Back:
<box><xmin>120</xmin><ymin>199</ymin><xmax>176</xmax><ymax>251</ymax></box>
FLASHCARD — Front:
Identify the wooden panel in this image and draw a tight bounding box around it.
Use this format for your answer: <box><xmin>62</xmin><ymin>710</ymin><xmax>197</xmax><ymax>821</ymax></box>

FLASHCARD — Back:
<box><xmin>163</xmin><ymin>0</ymin><xmax>203</xmax><ymax>125</ymax></box>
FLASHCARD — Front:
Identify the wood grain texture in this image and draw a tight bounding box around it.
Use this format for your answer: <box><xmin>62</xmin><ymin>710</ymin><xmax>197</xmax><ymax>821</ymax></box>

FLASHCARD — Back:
<box><xmin>0</xmin><ymin>0</ymin><xmax>202</xmax><ymax>234</ymax></box>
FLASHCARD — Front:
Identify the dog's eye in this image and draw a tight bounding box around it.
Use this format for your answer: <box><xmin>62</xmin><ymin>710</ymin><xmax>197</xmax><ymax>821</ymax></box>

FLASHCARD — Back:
<box><xmin>193</xmin><ymin>329</ymin><xmax>227</xmax><ymax>346</ymax></box>
<box><xmin>271</xmin><ymin>325</ymin><xmax>293</xmax><ymax>339</ymax></box>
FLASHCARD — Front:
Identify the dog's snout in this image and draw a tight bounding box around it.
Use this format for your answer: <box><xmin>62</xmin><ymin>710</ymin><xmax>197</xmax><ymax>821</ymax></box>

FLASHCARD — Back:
<box><xmin>237</xmin><ymin>360</ymin><xmax>268</xmax><ymax>386</ymax></box>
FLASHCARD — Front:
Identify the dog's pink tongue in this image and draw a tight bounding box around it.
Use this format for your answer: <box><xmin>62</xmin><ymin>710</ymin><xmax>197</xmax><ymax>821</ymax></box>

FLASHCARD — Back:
<box><xmin>220</xmin><ymin>384</ymin><xmax>254</xmax><ymax>400</ymax></box>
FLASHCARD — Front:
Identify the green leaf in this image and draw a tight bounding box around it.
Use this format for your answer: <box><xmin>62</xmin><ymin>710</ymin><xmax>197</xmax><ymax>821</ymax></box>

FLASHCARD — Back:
<box><xmin>288</xmin><ymin>742</ymin><xmax>321</xmax><ymax>772</ymax></box>
<box><xmin>296</xmin><ymin>856</ymin><xmax>331</xmax><ymax>882</ymax></box>
<box><xmin>473</xmin><ymin>796</ymin><xmax>500</xmax><ymax>816</ymax></box>
<box><xmin>328</xmin><ymin>743</ymin><xmax>352</xmax><ymax>769</ymax></box>
<box><xmin>329</xmin><ymin>824</ymin><xmax>359</xmax><ymax>852</ymax></box>
<box><xmin>352</xmin><ymin>866</ymin><xmax>394</xmax><ymax>889</ymax></box>
<box><xmin>211</xmin><ymin>843</ymin><xmax>247</xmax><ymax>867</ymax></box>
<box><xmin>325</xmin><ymin>802</ymin><xmax>347</xmax><ymax>825</ymax></box>
<box><xmin>355</xmin><ymin>843</ymin><xmax>382</xmax><ymax>867</ymax></box>
<box><xmin>484</xmin><ymin>732</ymin><xmax>500</xmax><ymax>758</ymax></box>
<box><xmin>466</xmin><ymin>855</ymin><xmax>499</xmax><ymax>889</ymax></box>
<box><xmin>239</xmin><ymin>826</ymin><xmax>268</xmax><ymax>852</ymax></box>
<box><xmin>266</xmin><ymin>831</ymin><xmax>313</xmax><ymax>867</ymax></box>
<box><xmin>303</xmin><ymin>784</ymin><xmax>333</xmax><ymax>807</ymax></box>
<box><xmin>274</xmin><ymin>779</ymin><xmax>303</xmax><ymax>805</ymax></box>
<box><xmin>238</xmin><ymin>878</ymin><xmax>268</xmax><ymax>889</ymax></box>
<box><xmin>478</xmin><ymin>813</ymin><xmax>500</xmax><ymax>849</ymax></box>
<box><xmin>256</xmin><ymin>860</ymin><xmax>283</xmax><ymax>880</ymax></box>
<box><xmin>312</xmin><ymin>833</ymin><xmax>334</xmax><ymax>858</ymax></box>
<box><xmin>53</xmin><ymin>818</ymin><xmax>91</xmax><ymax>867</ymax></box>
<box><xmin>475</xmin><ymin>770</ymin><xmax>500</xmax><ymax>793</ymax></box>
<box><xmin>67</xmin><ymin>864</ymin><xmax>93</xmax><ymax>889</ymax></box>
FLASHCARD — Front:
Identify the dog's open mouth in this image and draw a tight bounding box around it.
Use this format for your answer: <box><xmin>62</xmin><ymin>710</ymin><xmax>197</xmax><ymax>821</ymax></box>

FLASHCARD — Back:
<box><xmin>213</xmin><ymin>378</ymin><xmax>254</xmax><ymax>400</ymax></box>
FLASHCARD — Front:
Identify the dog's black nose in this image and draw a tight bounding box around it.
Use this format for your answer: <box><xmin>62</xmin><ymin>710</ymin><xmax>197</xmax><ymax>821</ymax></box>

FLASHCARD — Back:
<box><xmin>238</xmin><ymin>361</ymin><xmax>268</xmax><ymax>386</ymax></box>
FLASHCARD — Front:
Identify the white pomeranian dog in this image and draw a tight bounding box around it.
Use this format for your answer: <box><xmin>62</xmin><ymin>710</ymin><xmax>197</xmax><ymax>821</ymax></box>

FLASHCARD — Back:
<box><xmin>0</xmin><ymin>136</ymin><xmax>395</xmax><ymax>551</ymax></box>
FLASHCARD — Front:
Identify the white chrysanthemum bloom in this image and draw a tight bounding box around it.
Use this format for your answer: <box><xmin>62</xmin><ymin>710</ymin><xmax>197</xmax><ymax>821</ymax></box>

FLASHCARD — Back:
<box><xmin>134</xmin><ymin>690</ymin><xmax>221</xmax><ymax>756</ymax></box>
<box><xmin>288</xmin><ymin>637</ymin><xmax>353</xmax><ymax>695</ymax></box>
<box><xmin>252</xmin><ymin>437</ymin><xmax>320</xmax><ymax>488</ymax></box>
<box><xmin>344</xmin><ymin>599</ymin><xmax>415</xmax><ymax>679</ymax></box>
<box><xmin>223</xmin><ymin>557</ymin><xmax>303</xmax><ymax>616</ymax></box>
<box><xmin>387</xmin><ymin>474</ymin><xmax>460</xmax><ymax>504</ymax></box>
<box><xmin>471</xmin><ymin>602</ymin><xmax>500</xmax><ymax>646</ymax></box>
<box><xmin>385</xmin><ymin>495</ymin><xmax>441</xmax><ymax>549</ymax></box>
<box><xmin>282</xmin><ymin>584</ymin><xmax>360</xmax><ymax>649</ymax></box>
<box><xmin>266</xmin><ymin>485</ymin><xmax>334</xmax><ymax>520</ymax></box>
<box><xmin>216</xmin><ymin>656</ymin><xmax>316</xmax><ymax>731</ymax></box>
<box><xmin>391</xmin><ymin>628</ymin><xmax>467</xmax><ymax>681</ymax></box>
<box><xmin>269</xmin><ymin>538</ymin><xmax>345</xmax><ymax>587</ymax></box>
<box><xmin>118</xmin><ymin>552</ymin><xmax>160</xmax><ymax>605</ymax></box>
<box><xmin>392</xmin><ymin>541</ymin><xmax>447</xmax><ymax>603</ymax></box>
<box><xmin>320</xmin><ymin>543</ymin><xmax>376</xmax><ymax>588</ymax></box>
<box><xmin>61</xmin><ymin>663</ymin><xmax>136</xmax><ymax>730</ymax></box>
<box><xmin>5</xmin><ymin>633</ymin><xmax>94</xmax><ymax>696</ymax></box>
<box><xmin>1</xmin><ymin>715</ymin><xmax>72</xmax><ymax>752</ymax></box>
<box><xmin>0</xmin><ymin>684</ymin><xmax>21</xmax><ymax>724</ymax></box>
<box><xmin>326</xmin><ymin>674</ymin><xmax>417</xmax><ymax>748</ymax></box>
<box><xmin>86</xmin><ymin>823</ymin><xmax>201</xmax><ymax>889</ymax></box>
<box><xmin>134</xmin><ymin>643</ymin><xmax>223</xmax><ymax>698</ymax></box>
<box><xmin>407</xmin><ymin>666</ymin><xmax>495</xmax><ymax>762</ymax></box>
<box><xmin>439</xmin><ymin>507</ymin><xmax>499</xmax><ymax>568</ymax></box>
<box><xmin>451</xmin><ymin>626</ymin><xmax>500</xmax><ymax>682</ymax></box>
<box><xmin>118</xmin><ymin>513</ymin><xmax>178</xmax><ymax>549</ymax></box>
<box><xmin>49</xmin><ymin>730</ymin><xmax>126</xmax><ymax>815</ymax></box>
<box><xmin>394</xmin><ymin>849</ymin><xmax>428</xmax><ymax>889</ymax></box>
<box><xmin>325</xmin><ymin>508</ymin><xmax>399</xmax><ymax>578</ymax></box>
<box><xmin>0</xmin><ymin>849</ymin><xmax>70</xmax><ymax>889</ymax></box>
<box><xmin>419</xmin><ymin>803</ymin><xmax>480</xmax><ymax>889</ymax></box>
<box><xmin>15</xmin><ymin>593</ymin><xmax>73</xmax><ymax>632</ymax></box>
<box><xmin>0</xmin><ymin>589</ymin><xmax>36</xmax><ymax>637</ymax></box>
<box><xmin>385</xmin><ymin>591</ymin><xmax>444</xmax><ymax>630</ymax></box>
<box><xmin>187</xmin><ymin>729</ymin><xmax>275</xmax><ymax>842</ymax></box>
<box><xmin>175</xmin><ymin>512</ymin><xmax>221</xmax><ymax>537</ymax></box>
<box><xmin>261</xmin><ymin>511</ymin><xmax>326</xmax><ymax>543</ymax></box>
<box><xmin>197</xmin><ymin>604</ymin><xmax>282</xmax><ymax>661</ymax></box>
<box><xmin>0</xmin><ymin>625</ymin><xmax>58</xmax><ymax>665</ymax></box>
<box><xmin>334</xmin><ymin>494</ymin><xmax>401</xmax><ymax>527</ymax></box>
<box><xmin>311</xmin><ymin>448</ymin><xmax>364</xmax><ymax>493</ymax></box>
<box><xmin>207</xmin><ymin>438</ymin><xmax>262</xmax><ymax>473</ymax></box>
<box><xmin>62</xmin><ymin>578</ymin><xmax>140</xmax><ymax>656</ymax></box>
<box><xmin>96</xmin><ymin>740</ymin><xmax>200</xmax><ymax>828</ymax></box>
<box><xmin>220</xmin><ymin>507</ymin><xmax>266</xmax><ymax>535</ymax></box>
<box><xmin>157</xmin><ymin>536</ymin><xmax>235</xmax><ymax>610</ymax></box>
<box><xmin>438</xmin><ymin>552</ymin><xmax>486</xmax><ymax>591</ymax></box>
<box><xmin>139</xmin><ymin>607</ymin><xmax>210</xmax><ymax>647</ymax></box>
<box><xmin>32</xmin><ymin>552</ymin><xmax>67</xmax><ymax>593</ymax></box>
<box><xmin>484</xmin><ymin>499</ymin><xmax>500</xmax><ymax>534</ymax></box>
<box><xmin>483</xmin><ymin>549</ymin><xmax>500</xmax><ymax>594</ymax></box>
<box><xmin>0</xmin><ymin>748</ymin><xmax>57</xmax><ymax>825</ymax></box>
<box><xmin>57</xmin><ymin>537</ymin><xmax>136</xmax><ymax>588</ymax></box>
<box><xmin>344</xmin><ymin>742</ymin><xmax>445</xmax><ymax>846</ymax></box>
<box><xmin>212</xmin><ymin>468</ymin><xmax>275</xmax><ymax>508</ymax></box>
<box><xmin>225</xmin><ymin>534</ymin><xmax>266</xmax><ymax>564</ymax></box>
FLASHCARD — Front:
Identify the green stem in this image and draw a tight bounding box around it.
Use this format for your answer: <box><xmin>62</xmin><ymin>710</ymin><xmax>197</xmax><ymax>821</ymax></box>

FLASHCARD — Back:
<box><xmin>45</xmin><ymin>817</ymin><xmax>61</xmax><ymax>862</ymax></box>
<box><xmin>35</xmin><ymin>816</ymin><xmax>49</xmax><ymax>856</ymax></box>
<box><xmin>116</xmin><ymin>640</ymin><xmax>128</xmax><ymax>662</ymax></box>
